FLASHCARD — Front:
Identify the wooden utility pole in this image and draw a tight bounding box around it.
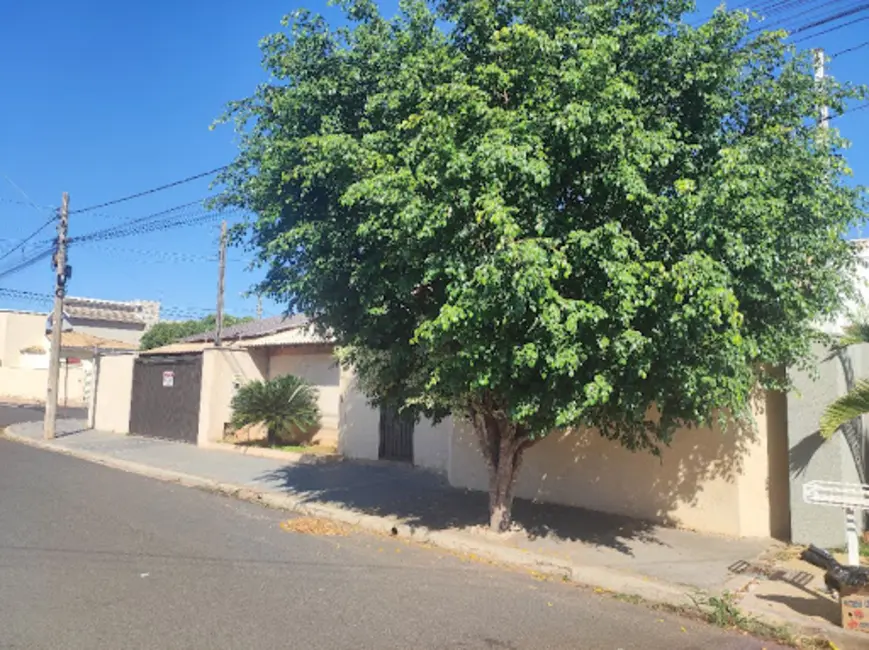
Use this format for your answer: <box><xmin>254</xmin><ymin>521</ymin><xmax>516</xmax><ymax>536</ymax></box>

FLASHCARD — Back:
<box><xmin>45</xmin><ymin>192</ymin><xmax>69</xmax><ymax>440</ymax></box>
<box><xmin>215</xmin><ymin>220</ymin><xmax>227</xmax><ymax>346</ymax></box>
<box><xmin>815</xmin><ymin>48</ymin><xmax>829</xmax><ymax>128</ymax></box>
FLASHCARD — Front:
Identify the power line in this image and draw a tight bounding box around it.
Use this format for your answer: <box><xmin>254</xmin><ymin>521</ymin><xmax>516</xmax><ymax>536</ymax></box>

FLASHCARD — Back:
<box><xmin>831</xmin><ymin>39</ymin><xmax>869</xmax><ymax>56</ymax></box>
<box><xmin>78</xmin><ymin>196</ymin><xmax>214</xmax><ymax>220</ymax></box>
<box><xmin>0</xmin><ymin>288</ymin><xmax>53</xmax><ymax>304</ymax></box>
<box><xmin>93</xmin><ymin>245</ymin><xmax>219</xmax><ymax>262</ymax></box>
<box><xmin>0</xmin><ymin>214</ymin><xmax>57</xmax><ymax>263</ymax></box>
<box><xmin>66</xmin><ymin>200</ymin><xmax>211</xmax><ymax>243</ymax></box>
<box><xmin>2</xmin><ymin>174</ymin><xmax>43</xmax><ymax>215</ymax></box>
<box><xmin>824</xmin><ymin>102</ymin><xmax>869</xmax><ymax>123</ymax></box>
<box><xmin>0</xmin><ymin>287</ymin><xmax>236</xmax><ymax>319</ymax></box>
<box><xmin>70</xmin><ymin>166</ymin><xmax>228</xmax><ymax>215</ymax></box>
<box><xmin>75</xmin><ymin>200</ymin><xmax>206</xmax><ymax>238</ymax></box>
<box><xmin>69</xmin><ymin>208</ymin><xmax>238</xmax><ymax>245</ymax></box>
<box><xmin>789</xmin><ymin>3</ymin><xmax>869</xmax><ymax>37</ymax></box>
<box><xmin>0</xmin><ymin>247</ymin><xmax>54</xmax><ymax>283</ymax></box>
<box><xmin>793</xmin><ymin>14</ymin><xmax>869</xmax><ymax>41</ymax></box>
<box><xmin>79</xmin><ymin>244</ymin><xmax>249</xmax><ymax>264</ymax></box>
<box><xmin>749</xmin><ymin>0</ymin><xmax>846</xmax><ymax>34</ymax></box>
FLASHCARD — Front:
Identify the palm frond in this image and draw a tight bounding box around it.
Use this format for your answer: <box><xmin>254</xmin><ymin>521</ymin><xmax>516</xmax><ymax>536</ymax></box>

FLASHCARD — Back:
<box><xmin>820</xmin><ymin>380</ymin><xmax>869</xmax><ymax>439</ymax></box>
<box><xmin>230</xmin><ymin>374</ymin><xmax>321</xmax><ymax>443</ymax></box>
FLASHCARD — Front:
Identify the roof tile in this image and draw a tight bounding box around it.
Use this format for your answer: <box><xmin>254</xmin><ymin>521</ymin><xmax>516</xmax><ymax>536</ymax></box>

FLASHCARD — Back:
<box><xmin>184</xmin><ymin>314</ymin><xmax>308</xmax><ymax>342</ymax></box>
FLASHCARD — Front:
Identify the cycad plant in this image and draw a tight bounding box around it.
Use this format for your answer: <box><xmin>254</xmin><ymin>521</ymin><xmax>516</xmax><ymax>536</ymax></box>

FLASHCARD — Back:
<box><xmin>820</xmin><ymin>322</ymin><xmax>869</xmax><ymax>439</ymax></box>
<box><xmin>230</xmin><ymin>374</ymin><xmax>321</xmax><ymax>446</ymax></box>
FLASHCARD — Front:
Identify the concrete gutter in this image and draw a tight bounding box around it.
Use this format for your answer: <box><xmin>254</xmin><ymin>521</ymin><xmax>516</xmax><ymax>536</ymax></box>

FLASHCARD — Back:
<box><xmin>4</xmin><ymin>426</ymin><xmax>865</xmax><ymax>649</ymax></box>
<box><xmin>199</xmin><ymin>441</ymin><xmax>340</xmax><ymax>464</ymax></box>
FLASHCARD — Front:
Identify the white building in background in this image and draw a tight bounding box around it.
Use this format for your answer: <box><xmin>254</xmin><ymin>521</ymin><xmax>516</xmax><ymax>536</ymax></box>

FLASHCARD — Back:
<box><xmin>0</xmin><ymin>296</ymin><xmax>159</xmax><ymax>406</ymax></box>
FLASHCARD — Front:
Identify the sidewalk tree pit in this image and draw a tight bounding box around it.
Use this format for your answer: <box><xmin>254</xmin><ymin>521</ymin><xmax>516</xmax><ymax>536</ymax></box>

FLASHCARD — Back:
<box><xmin>218</xmin><ymin>0</ymin><xmax>867</xmax><ymax>531</ymax></box>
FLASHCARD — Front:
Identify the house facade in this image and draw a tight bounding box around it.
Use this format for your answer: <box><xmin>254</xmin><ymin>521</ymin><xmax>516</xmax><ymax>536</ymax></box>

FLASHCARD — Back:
<box><xmin>0</xmin><ymin>297</ymin><xmax>157</xmax><ymax>406</ymax></box>
<box><xmin>92</xmin><ymin>315</ymin><xmax>450</xmax><ymax>471</ymax></box>
<box><xmin>63</xmin><ymin>297</ymin><xmax>160</xmax><ymax>345</ymax></box>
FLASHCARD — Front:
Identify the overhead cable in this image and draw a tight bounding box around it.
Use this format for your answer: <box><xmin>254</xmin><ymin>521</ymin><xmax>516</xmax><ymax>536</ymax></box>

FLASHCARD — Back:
<box><xmin>70</xmin><ymin>166</ymin><xmax>228</xmax><ymax>214</ymax></box>
<box><xmin>0</xmin><ymin>215</ymin><xmax>57</xmax><ymax>263</ymax></box>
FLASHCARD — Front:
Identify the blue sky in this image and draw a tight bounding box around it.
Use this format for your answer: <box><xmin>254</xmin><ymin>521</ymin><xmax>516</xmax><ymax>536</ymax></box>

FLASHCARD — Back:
<box><xmin>0</xmin><ymin>0</ymin><xmax>866</xmax><ymax>319</ymax></box>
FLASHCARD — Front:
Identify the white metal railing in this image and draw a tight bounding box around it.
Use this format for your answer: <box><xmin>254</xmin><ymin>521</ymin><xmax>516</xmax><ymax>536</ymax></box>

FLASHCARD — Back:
<box><xmin>803</xmin><ymin>480</ymin><xmax>869</xmax><ymax>566</ymax></box>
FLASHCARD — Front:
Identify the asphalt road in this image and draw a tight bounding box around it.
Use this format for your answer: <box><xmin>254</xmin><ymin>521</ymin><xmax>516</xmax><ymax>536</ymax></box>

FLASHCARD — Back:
<box><xmin>0</xmin><ymin>439</ymin><xmax>787</xmax><ymax>650</ymax></box>
<box><xmin>0</xmin><ymin>402</ymin><xmax>86</xmax><ymax>428</ymax></box>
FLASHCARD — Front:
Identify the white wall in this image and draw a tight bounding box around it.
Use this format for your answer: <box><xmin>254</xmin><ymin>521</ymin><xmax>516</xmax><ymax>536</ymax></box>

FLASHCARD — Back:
<box><xmin>336</xmin><ymin>366</ymin><xmax>451</xmax><ymax>472</ymax></box>
<box><xmin>92</xmin><ymin>355</ymin><xmax>135</xmax><ymax>433</ymax></box>
<box><xmin>269</xmin><ymin>348</ymin><xmax>340</xmax><ymax>442</ymax></box>
<box><xmin>0</xmin><ymin>364</ymin><xmax>85</xmax><ymax>406</ymax></box>
<box><xmin>71</xmin><ymin>319</ymin><xmax>145</xmax><ymax>345</ymax></box>
<box><xmin>19</xmin><ymin>351</ymin><xmax>49</xmax><ymax>369</ymax></box>
<box><xmin>338</xmin><ymin>368</ymin><xmax>380</xmax><ymax>460</ymax></box>
<box><xmin>413</xmin><ymin>416</ymin><xmax>452</xmax><ymax>473</ymax></box>
<box><xmin>198</xmin><ymin>348</ymin><xmax>267</xmax><ymax>445</ymax></box>
<box><xmin>0</xmin><ymin>311</ymin><xmax>50</xmax><ymax>368</ymax></box>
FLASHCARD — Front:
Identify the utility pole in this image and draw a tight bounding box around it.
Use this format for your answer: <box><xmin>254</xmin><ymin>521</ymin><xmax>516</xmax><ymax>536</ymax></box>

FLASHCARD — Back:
<box><xmin>256</xmin><ymin>294</ymin><xmax>263</xmax><ymax>320</ymax></box>
<box><xmin>215</xmin><ymin>220</ymin><xmax>227</xmax><ymax>346</ymax></box>
<box><xmin>45</xmin><ymin>192</ymin><xmax>69</xmax><ymax>440</ymax></box>
<box><xmin>815</xmin><ymin>48</ymin><xmax>829</xmax><ymax>128</ymax></box>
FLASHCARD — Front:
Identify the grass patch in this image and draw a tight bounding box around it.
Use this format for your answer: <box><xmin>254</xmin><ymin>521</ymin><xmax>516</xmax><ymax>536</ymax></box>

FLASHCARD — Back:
<box><xmin>602</xmin><ymin>588</ymin><xmax>829</xmax><ymax>649</ymax></box>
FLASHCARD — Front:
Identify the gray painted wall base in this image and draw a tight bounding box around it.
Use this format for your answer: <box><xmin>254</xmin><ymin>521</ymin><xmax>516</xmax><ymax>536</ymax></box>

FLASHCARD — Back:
<box><xmin>788</xmin><ymin>342</ymin><xmax>866</xmax><ymax>548</ymax></box>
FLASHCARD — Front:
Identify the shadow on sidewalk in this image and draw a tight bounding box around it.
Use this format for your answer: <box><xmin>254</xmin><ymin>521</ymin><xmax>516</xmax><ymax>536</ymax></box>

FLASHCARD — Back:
<box><xmin>257</xmin><ymin>462</ymin><xmax>663</xmax><ymax>556</ymax></box>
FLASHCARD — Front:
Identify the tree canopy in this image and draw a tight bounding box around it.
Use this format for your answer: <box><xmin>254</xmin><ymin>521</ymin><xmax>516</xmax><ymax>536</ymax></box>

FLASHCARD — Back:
<box><xmin>140</xmin><ymin>314</ymin><xmax>252</xmax><ymax>351</ymax></box>
<box><xmin>219</xmin><ymin>0</ymin><xmax>867</xmax><ymax>530</ymax></box>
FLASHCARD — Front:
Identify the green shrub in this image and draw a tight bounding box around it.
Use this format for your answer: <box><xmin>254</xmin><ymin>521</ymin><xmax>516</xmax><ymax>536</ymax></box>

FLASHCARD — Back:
<box><xmin>230</xmin><ymin>375</ymin><xmax>321</xmax><ymax>445</ymax></box>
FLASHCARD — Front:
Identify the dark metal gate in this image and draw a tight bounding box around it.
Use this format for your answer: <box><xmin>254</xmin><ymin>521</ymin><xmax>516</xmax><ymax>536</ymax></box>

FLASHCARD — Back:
<box><xmin>378</xmin><ymin>405</ymin><xmax>414</xmax><ymax>462</ymax></box>
<box><xmin>129</xmin><ymin>354</ymin><xmax>203</xmax><ymax>443</ymax></box>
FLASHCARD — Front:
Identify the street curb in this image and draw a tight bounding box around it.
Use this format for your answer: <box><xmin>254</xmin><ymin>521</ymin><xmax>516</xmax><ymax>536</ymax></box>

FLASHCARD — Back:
<box><xmin>4</xmin><ymin>427</ymin><xmax>854</xmax><ymax>647</ymax></box>
<box><xmin>199</xmin><ymin>441</ymin><xmax>341</xmax><ymax>464</ymax></box>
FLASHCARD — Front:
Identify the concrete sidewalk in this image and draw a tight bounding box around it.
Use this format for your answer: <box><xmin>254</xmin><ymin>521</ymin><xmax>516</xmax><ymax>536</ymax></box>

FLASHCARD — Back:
<box><xmin>4</xmin><ymin>420</ymin><xmax>770</xmax><ymax>594</ymax></box>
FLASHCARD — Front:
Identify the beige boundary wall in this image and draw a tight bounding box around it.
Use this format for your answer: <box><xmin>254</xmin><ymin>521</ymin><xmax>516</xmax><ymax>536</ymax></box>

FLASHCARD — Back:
<box><xmin>338</xmin><ymin>369</ymin><xmax>452</xmax><ymax>473</ymax></box>
<box><xmin>92</xmin><ymin>355</ymin><xmax>135</xmax><ymax>433</ymax></box>
<box><xmin>448</xmin><ymin>393</ymin><xmax>789</xmax><ymax>538</ymax></box>
<box><xmin>269</xmin><ymin>345</ymin><xmax>340</xmax><ymax>445</ymax></box>
<box><xmin>198</xmin><ymin>348</ymin><xmax>268</xmax><ymax>446</ymax></box>
<box><xmin>0</xmin><ymin>364</ymin><xmax>86</xmax><ymax>407</ymax></box>
<box><xmin>87</xmin><ymin>342</ymin><xmax>787</xmax><ymax>537</ymax></box>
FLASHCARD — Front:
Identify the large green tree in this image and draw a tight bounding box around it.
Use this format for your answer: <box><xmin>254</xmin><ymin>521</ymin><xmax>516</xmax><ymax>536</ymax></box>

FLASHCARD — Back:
<box><xmin>219</xmin><ymin>0</ymin><xmax>866</xmax><ymax>531</ymax></box>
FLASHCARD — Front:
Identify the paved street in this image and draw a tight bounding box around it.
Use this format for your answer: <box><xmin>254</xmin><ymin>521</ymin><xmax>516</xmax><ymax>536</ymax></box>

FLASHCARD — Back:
<box><xmin>0</xmin><ymin>439</ymin><xmax>785</xmax><ymax>650</ymax></box>
<box><xmin>0</xmin><ymin>402</ymin><xmax>86</xmax><ymax>428</ymax></box>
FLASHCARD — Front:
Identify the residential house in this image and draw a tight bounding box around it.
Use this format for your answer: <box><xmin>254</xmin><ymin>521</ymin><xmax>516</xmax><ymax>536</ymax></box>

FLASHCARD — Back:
<box><xmin>91</xmin><ymin>314</ymin><xmax>450</xmax><ymax>470</ymax></box>
<box><xmin>0</xmin><ymin>297</ymin><xmax>157</xmax><ymax>406</ymax></box>
<box><xmin>63</xmin><ymin>297</ymin><xmax>160</xmax><ymax>345</ymax></box>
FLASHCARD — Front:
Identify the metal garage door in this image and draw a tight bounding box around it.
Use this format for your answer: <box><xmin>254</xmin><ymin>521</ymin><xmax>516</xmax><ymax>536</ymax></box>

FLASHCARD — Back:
<box><xmin>129</xmin><ymin>354</ymin><xmax>202</xmax><ymax>443</ymax></box>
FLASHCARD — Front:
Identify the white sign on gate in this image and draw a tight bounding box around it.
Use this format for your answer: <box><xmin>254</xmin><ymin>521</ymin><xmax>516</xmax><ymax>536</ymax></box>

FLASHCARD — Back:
<box><xmin>162</xmin><ymin>370</ymin><xmax>175</xmax><ymax>387</ymax></box>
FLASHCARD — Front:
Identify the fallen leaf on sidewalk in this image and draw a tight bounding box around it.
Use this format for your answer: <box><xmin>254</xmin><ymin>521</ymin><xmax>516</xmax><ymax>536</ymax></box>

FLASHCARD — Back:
<box><xmin>279</xmin><ymin>517</ymin><xmax>348</xmax><ymax>537</ymax></box>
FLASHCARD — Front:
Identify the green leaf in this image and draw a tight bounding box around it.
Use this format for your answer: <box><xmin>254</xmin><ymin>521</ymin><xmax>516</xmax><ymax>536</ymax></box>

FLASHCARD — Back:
<box><xmin>820</xmin><ymin>380</ymin><xmax>869</xmax><ymax>439</ymax></box>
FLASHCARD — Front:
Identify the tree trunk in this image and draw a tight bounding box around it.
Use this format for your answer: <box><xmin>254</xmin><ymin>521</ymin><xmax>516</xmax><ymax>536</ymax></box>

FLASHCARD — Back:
<box><xmin>266</xmin><ymin>425</ymin><xmax>277</xmax><ymax>447</ymax></box>
<box><xmin>488</xmin><ymin>436</ymin><xmax>524</xmax><ymax>532</ymax></box>
<box><xmin>471</xmin><ymin>405</ymin><xmax>532</xmax><ymax>533</ymax></box>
